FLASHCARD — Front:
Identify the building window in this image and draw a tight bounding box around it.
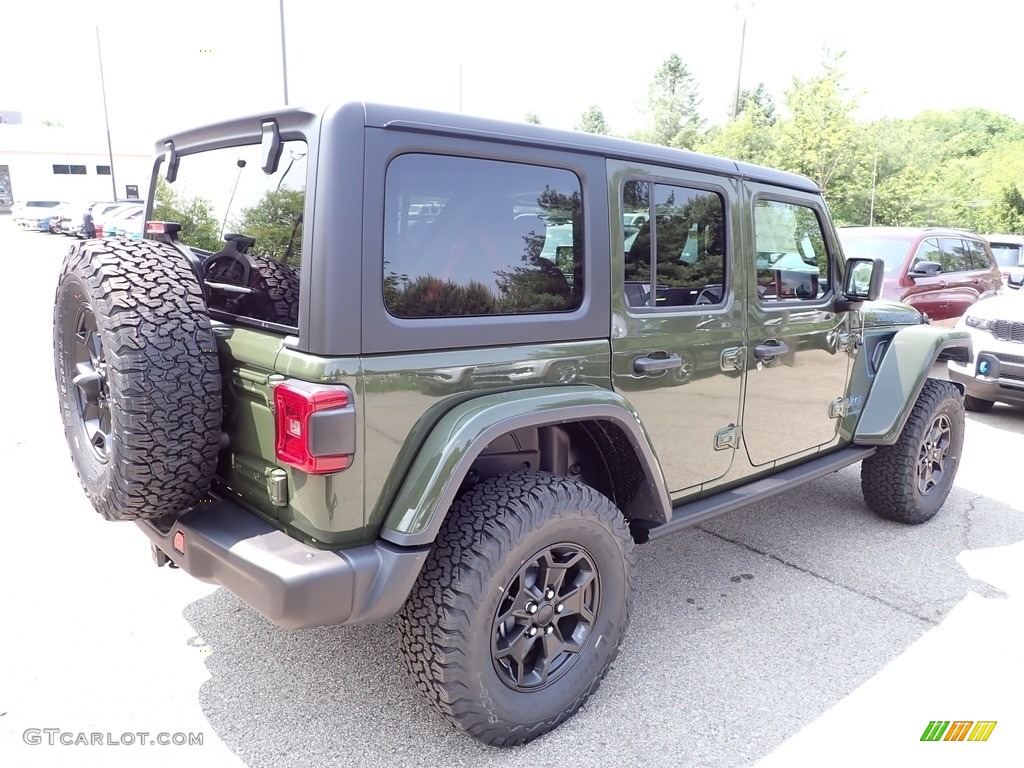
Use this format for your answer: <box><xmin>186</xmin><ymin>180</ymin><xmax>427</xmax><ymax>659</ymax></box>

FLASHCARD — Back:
<box><xmin>53</xmin><ymin>165</ymin><xmax>69</xmax><ymax>174</ymax></box>
<box><xmin>53</xmin><ymin>164</ymin><xmax>88</xmax><ymax>175</ymax></box>
<box><xmin>96</xmin><ymin>165</ymin><xmax>111</xmax><ymax>175</ymax></box>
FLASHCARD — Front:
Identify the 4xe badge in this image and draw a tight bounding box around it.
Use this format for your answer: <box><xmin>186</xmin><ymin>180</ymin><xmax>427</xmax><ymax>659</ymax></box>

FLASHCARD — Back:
<box><xmin>920</xmin><ymin>721</ymin><xmax>997</xmax><ymax>742</ymax></box>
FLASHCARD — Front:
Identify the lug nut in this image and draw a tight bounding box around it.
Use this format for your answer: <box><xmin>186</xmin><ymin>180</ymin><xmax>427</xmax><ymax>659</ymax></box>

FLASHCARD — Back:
<box><xmin>544</xmin><ymin>588</ymin><xmax>555</xmax><ymax>600</ymax></box>
<box><xmin>545</xmin><ymin>626</ymin><xmax>554</xmax><ymax>634</ymax></box>
<box><xmin>526</xmin><ymin>602</ymin><xmax>538</xmax><ymax>614</ymax></box>
<box><xmin>555</xmin><ymin>604</ymin><xmax>564</xmax><ymax>614</ymax></box>
<box><xmin>527</xmin><ymin>627</ymin><xmax>538</xmax><ymax>637</ymax></box>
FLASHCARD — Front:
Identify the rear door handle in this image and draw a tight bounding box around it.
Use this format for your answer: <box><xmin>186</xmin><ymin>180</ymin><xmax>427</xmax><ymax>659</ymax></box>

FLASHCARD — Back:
<box><xmin>634</xmin><ymin>353</ymin><xmax>682</xmax><ymax>374</ymax></box>
<box><xmin>753</xmin><ymin>341</ymin><xmax>790</xmax><ymax>360</ymax></box>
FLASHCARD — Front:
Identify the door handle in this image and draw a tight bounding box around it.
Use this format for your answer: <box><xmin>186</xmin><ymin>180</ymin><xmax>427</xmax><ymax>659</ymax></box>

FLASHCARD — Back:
<box><xmin>753</xmin><ymin>341</ymin><xmax>790</xmax><ymax>360</ymax></box>
<box><xmin>634</xmin><ymin>353</ymin><xmax>682</xmax><ymax>374</ymax></box>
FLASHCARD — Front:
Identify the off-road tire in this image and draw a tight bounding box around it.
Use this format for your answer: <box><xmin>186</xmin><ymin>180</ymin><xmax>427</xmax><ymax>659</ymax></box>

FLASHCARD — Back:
<box><xmin>205</xmin><ymin>254</ymin><xmax>299</xmax><ymax>326</ymax></box>
<box><xmin>53</xmin><ymin>238</ymin><xmax>222</xmax><ymax>521</ymax></box>
<box><xmin>963</xmin><ymin>394</ymin><xmax>995</xmax><ymax>413</ymax></box>
<box><xmin>860</xmin><ymin>378</ymin><xmax>964</xmax><ymax>524</ymax></box>
<box><xmin>398</xmin><ymin>470</ymin><xmax>635</xmax><ymax>747</ymax></box>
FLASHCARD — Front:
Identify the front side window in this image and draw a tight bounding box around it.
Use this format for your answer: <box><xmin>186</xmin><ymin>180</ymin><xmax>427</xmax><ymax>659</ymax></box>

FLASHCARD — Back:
<box><xmin>383</xmin><ymin>154</ymin><xmax>583</xmax><ymax>318</ymax></box>
<box><xmin>157</xmin><ymin>140</ymin><xmax>308</xmax><ymax>328</ymax></box>
<box><xmin>754</xmin><ymin>199</ymin><xmax>829</xmax><ymax>302</ymax></box>
<box><xmin>911</xmin><ymin>238</ymin><xmax>941</xmax><ymax>273</ymax></box>
<box><xmin>622</xmin><ymin>180</ymin><xmax>726</xmax><ymax>308</ymax></box>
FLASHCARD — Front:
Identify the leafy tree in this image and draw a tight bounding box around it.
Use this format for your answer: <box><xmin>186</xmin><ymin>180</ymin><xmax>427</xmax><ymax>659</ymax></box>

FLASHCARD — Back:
<box><xmin>736</xmin><ymin>84</ymin><xmax>776</xmax><ymax>125</ymax></box>
<box><xmin>697</xmin><ymin>83</ymin><xmax>777</xmax><ymax>166</ymax></box>
<box><xmin>576</xmin><ymin>105</ymin><xmax>610</xmax><ymax>135</ymax></box>
<box><xmin>152</xmin><ymin>178</ymin><xmax>221</xmax><ymax>251</ymax></box>
<box><xmin>524</xmin><ymin>112</ymin><xmax>542</xmax><ymax>125</ymax></box>
<box><xmin>231</xmin><ymin>188</ymin><xmax>304</xmax><ymax>267</ymax></box>
<box><xmin>998</xmin><ymin>184</ymin><xmax>1024</xmax><ymax>233</ymax></box>
<box><xmin>637</xmin><ymin>54</ymin><xmax>704</xmax><ymax>149</ymax></box>
<box><xmin>769</xmin><ymin>50</ymin><xmax>869</xmax><ymax>221</ymax></box>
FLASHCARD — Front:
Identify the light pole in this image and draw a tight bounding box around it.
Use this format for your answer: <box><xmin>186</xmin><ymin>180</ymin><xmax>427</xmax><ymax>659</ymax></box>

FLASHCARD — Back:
<box><xmin>279</xmin><ymin>0</ymin><xmax>289</xmax><ymax>104</ymax></box>
<box><xmin>96</xmin><ymin>26</ymin><xmax>117</xmax><ymax>199</ymax></box>
<box><xmin>732</xmin><ymin>3</ymin><xmax>753</xmax><ymax>120</ymax></box>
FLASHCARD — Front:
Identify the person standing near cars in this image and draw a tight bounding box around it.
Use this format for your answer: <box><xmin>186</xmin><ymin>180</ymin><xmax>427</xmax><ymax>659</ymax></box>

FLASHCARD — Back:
<box><xmin>82</xmin><ymin>205</ymin><xmax>96</xmax><ymax>239</ymax></box>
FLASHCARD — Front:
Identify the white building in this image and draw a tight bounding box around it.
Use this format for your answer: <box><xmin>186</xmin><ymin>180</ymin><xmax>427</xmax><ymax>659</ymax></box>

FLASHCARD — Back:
<box><xmin>0</xmin><ymin>124</ymin><xmax>154</xmax><ymax>209</ymax></box>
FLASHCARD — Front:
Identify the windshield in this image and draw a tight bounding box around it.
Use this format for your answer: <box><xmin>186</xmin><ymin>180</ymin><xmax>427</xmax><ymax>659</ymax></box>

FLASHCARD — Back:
<box><xmin>989</xmin><ymin>243</ymin><xmax>1023</xmax><ymax>268</ymax></box>
<box><xmin>837</xmin><ymin>233</ymin><xmax>910</xmax><ymax>275</ymax></box>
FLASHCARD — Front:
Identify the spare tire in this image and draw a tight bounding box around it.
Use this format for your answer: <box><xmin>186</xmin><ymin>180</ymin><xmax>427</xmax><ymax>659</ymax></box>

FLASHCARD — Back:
<box><xmin>53</xmin><ymin>238</ymin><xmax>222</xmax><ymax>521</ymax></box>
<box><xmin>205</xmin><ymin>253</ymin><xmax>300</xmax><ymax>326</ymax></box>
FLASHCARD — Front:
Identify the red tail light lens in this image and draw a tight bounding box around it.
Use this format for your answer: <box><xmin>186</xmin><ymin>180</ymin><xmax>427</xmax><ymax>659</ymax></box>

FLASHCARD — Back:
<box><xmin>273</xmin><ymin>381</ymin><xmax>355</xmax><ymax>474</ymax></box>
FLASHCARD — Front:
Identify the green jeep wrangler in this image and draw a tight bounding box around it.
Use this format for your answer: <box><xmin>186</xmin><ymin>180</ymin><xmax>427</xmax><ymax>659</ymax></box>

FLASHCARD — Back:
<box><xmin>52</xmin><ymin>104</ymin><xmax>971</xmax><ymax>747</ymax></box>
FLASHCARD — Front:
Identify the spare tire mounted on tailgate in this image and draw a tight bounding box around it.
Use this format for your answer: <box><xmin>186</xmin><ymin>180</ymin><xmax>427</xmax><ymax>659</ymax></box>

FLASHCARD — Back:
<box><xmin>53</xmin><ymin>238</ymin><xmax>222</xmax><ymax>521</ymax></box>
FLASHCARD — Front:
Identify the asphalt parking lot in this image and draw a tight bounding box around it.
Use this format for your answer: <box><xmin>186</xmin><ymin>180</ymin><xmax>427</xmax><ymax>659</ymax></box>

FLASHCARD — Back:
<box><xmin>1</xmin><ymin>219</ymin><xmax>1022</xmax><ymax>768</ymax></box>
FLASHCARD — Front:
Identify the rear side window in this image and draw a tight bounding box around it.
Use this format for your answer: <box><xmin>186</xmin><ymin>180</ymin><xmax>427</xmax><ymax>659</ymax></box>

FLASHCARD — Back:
<box><xmin>966</xmin><ymin>239</ymin><xmax>995</xmax><ymax>270</ymax></box>
<box><xmin>939</xmin><ymin>237</ymin><xmax>970</xmax><ymax>272</ymax></box>
<box><xmin>383</xmin><ymin>154</ymin><xmax>583</xmax><ymax>318</ymax></box>
<box><xmin>156</xmin><ymin>140</ymin><xmax>307</xmax><ymax>329</ymax></box>
<box><xmin>622</xmin><ymin>180</ymin><xmax>726</xmax><ymax>308</ymax></box>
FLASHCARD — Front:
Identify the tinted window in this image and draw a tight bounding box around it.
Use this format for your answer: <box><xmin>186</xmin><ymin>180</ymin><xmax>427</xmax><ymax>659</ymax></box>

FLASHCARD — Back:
<box><xmin>622</xmin><ymin>180</ymin><xmax>726</xmax><ymax>308</ymax></box>
<box><xmin>384</xmin><ymin>154</ymin><xmax>583</xmax><ymax>318</ymax></box>
<box><xmin>965</xmin><ymin>239</ymin><xmax>993</xmax><ymax>270</ymax></box>
<box><xmin>911</xmin><ymin>238</ymin><xmax>941</xmax><ymax>273</ymax></box>
<box><xmin>753</xmin><ymin>199</ymin><xmax>829</xmax><ymax>302</ymax></box>
<box><xmin>836</xmin><ymin>232</ymin><xmax>911</xmax><ymax>276</ymax></box>
<box><xmin>160</xmin><ymin>140</ymin><xmax>307</xmax><ymax>328</ymax></box>
<box><xmin>940</xmin><ymin>238</ymin><xmax>970</xmax><ymax>272</ymax></box>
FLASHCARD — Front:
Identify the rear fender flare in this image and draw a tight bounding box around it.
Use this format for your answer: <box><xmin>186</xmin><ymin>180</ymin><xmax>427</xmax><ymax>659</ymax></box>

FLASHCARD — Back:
<box><xmin>379</xmin><ymin>387</ymin><xmax>671</xmax><ymax>547</ymax></box>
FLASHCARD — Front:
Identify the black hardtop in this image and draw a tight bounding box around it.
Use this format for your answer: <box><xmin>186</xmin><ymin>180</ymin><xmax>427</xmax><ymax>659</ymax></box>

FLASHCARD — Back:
<box><xmin>154</xmin><ymin>102</ymin><xmax>820</xmax><ymax>196</ymax></box>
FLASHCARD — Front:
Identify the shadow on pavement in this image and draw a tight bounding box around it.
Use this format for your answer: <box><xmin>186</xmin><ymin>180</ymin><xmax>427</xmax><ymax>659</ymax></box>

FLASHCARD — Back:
<box><xmin>181</xmin><ymin>464</ymin><xmax>1024</xmax><ymax>767</ymax></box>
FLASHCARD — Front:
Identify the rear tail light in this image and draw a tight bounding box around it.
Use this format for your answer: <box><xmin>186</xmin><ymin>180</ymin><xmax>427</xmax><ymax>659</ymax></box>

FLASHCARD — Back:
<box><xmin>273</xmin><ymin>381</ymin><xmax>356</xmax><ymax>474</ymax></box>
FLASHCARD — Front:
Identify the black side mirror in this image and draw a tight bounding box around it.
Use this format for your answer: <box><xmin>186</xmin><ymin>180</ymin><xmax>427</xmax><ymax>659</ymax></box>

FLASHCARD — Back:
<box><xmin>1008</xmin><ymin>269</ymin><xmax>1023</xmax><ymax>290</ymax></box>
<box><xmin>841</xmin><ymin>257</ymin><xmax>884</xmax><ymax>305</ymax></box>
<box><xmin>909</xmin><ymin>260</ymin><xmax>941</xmax><ymax>278</ymax></box>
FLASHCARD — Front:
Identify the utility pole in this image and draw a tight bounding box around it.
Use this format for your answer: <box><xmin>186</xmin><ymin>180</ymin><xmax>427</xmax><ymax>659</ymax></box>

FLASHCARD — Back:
<box><xmin>279</xmin><ymin>0</ymin><xmax>289</xmax><ymax>104</ymax></box>
<box><xmin>96</xmin><ymin>26</ymin><xmax>117</xmax><ymax>200</ymax></box>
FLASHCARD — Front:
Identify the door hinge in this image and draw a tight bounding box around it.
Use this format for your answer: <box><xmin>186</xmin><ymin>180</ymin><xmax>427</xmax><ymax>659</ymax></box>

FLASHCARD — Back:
<box><xmin>720</xmin><ymin>347</ymin><xmax>746</xmax><ymax>372</ymax></box>
<box><xmin>714</xmin><ymin>424</ymin><xmax>741</xmax><ymax>451</ymax></box>
<box><xmin>828</xmin><ymin>397</ymin><xmax>850</xmax><ymax>419</ymax></box>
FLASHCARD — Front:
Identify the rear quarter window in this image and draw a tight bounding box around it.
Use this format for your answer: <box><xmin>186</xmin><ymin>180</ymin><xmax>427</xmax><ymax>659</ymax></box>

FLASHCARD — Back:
<box><xmin>382</xmin><ymin>154</ymin><xmax>584</xmax><ymax>319</ymax></box>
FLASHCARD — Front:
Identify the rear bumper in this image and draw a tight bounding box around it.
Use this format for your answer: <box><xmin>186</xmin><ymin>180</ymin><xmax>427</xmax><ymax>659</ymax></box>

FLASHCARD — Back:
<box><xmin>136</xmin><ymin>498</ymin><xmax>430</xmax><ymax>630</ymax></box>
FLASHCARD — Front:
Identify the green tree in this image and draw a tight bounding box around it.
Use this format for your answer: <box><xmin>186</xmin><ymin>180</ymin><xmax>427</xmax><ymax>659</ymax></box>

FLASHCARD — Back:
<box><xmin>638</xmin><ymin>54</ymin><xmax>704</xmax><ymax>149</ymax></box>
<box><xmin>576</xmin><ymin>105</ymin><xmax>610</xmax><ymax>135</ymax></box>
<box><xmin>769</xmin><ymin>50</ymin><xmax>869</xmax><ymax>222</ymax></box>
<box><xmin>697</xmin><ymin>83</ymin><xmax>777</xmax><ymax>166</ymax></box>
<box><xmin>524</xmin><ymin>112</ymin><xmax>542</xmax><ymax>125</ymax></box>
<box><xmin>231</xmin><ymin>188</ymin><xmax>305</xmax><ymax>267</ymax></box>
<box><xmin>152</xmin><ymin>178</ymin><xmax>221</xmax><ymax>251</ymax></box>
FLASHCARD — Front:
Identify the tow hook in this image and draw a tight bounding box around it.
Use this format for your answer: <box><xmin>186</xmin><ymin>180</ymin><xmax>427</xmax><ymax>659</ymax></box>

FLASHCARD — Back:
<box><xmin>151</xmin><ymin>544</ymin><xmax>178</xmax><ymax>569</ymax></box>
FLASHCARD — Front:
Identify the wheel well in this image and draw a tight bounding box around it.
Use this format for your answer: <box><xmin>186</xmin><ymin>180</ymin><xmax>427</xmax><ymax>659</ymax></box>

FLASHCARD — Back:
<box><xmin>464</xmin><ymin>420</ymin><xmax>666</xmax><ymax>541</ymax></box>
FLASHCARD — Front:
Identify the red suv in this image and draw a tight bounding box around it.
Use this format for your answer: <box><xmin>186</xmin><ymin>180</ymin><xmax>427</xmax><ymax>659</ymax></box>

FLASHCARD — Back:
<box><xmin>837</xmin><ymin>226</ymin><xmax>1003</xmax><ymax>325</ymax></box>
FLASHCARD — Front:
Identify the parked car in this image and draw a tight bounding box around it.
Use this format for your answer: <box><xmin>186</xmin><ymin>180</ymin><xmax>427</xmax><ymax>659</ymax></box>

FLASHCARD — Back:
<box><xmin>53</xmin><ymin>103</ymin><xmax>971</xmax><ymax>748</ymax></box>
<box><xmin>93</xmin><ymin>201</ymin><xmax>143</xmax><ymax>237</ymax></box>
<box><xmin>837</xmin><ymin>226</ymin><xmax>1003</xmax><ymax>325</ymax></box>
<box><xmin>101</xmin><ymin>205</ymin><xmax>144</xmax><ymax>240</ymax></box>
<box><xmin>12</xmin><ymin>200</ymin><xmax>69</xmax><ymax>231</ymax></box>
<box><xmin>983</xmin><ymin>234</ymin><xmax>1024</xmax><ymax>289</ymax></box>
<box><xmin>948</xmin><ymin>283</ymin><xmax>1024</xmax><ymax>410</ymax></box>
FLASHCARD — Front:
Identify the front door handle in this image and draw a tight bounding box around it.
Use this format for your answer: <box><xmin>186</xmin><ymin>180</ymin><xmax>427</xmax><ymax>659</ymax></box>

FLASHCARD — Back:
<box><xmin>753</xmin><ymin>341</ymin><xmax>790</xmax><ymax>360</ymax></box>
<box><xmin>634</xmin><ymin>353</ymin><xmax>682</xmax><ymax>374</ymax></box>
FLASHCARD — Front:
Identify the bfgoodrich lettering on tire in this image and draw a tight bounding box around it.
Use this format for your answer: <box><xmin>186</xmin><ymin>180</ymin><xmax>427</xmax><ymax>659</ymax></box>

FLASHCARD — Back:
<box><xmin>398</xmin><ymin>470</ymin><xmax>635</xmax><ymax>747</ymax></box>
<box><xmin>860</xmin><ymin>378</ymin><xmax>965</xmax><ymax>524</ymax></box>
<box><xmin>53</xmin><ymin>239</ymin><xmax>222</xmax><ymax>521</ymax></box>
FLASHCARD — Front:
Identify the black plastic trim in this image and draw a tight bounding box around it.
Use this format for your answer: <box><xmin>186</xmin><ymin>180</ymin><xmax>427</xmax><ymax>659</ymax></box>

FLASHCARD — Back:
<box><xmin>643</xmin><ymin>446</ymin><xmax>876</xmax><ymax>542</ymax></box>
<box><xmin>137</xmin><ymin>498</ymin><xmax>429</xmax><ymax>629</ymax></box>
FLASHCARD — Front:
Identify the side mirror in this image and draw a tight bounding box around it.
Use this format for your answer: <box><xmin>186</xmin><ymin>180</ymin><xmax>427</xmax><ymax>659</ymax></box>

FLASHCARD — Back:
<box><xmin>842</xmin><ymin>257</ymin><xmax>884</xmax><ymax>303</ymax></box>
<box><xmin>1007</xmin><ymin>269</ymin><xmax>1023</xmax><ymax>290</ymax></box>
<box><xmin>909</xmin><ymin>260</ymin><xmax>941</xmax><ymax>278</ymax></box>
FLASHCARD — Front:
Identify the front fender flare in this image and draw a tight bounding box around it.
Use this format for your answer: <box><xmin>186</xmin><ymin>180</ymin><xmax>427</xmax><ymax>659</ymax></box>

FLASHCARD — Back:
<box><xmin>379</xmin><ymin>387</ymin><xmax>671</xmax><ymax>547</ymax></box>
<box><xmin>854</xmin><ymin>324</ymin><xmax>970</xmax><ymax>445</ymax></box>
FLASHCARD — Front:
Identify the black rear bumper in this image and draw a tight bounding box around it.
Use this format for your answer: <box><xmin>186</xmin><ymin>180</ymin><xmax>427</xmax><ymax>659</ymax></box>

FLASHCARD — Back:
<box><xmin>136</xmin><ymin>498</ymin><xmax>429</xmax><ymax>630</ymax></box>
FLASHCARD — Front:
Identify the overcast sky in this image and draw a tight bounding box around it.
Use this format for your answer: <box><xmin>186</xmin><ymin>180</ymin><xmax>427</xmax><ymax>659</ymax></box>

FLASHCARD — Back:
<box><xmin>4</xmin><ymin>0</ymin><xmax>1023</xmax><ymax>153</ymax></box>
